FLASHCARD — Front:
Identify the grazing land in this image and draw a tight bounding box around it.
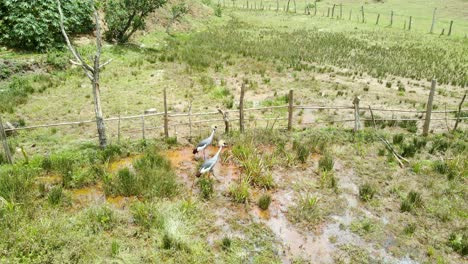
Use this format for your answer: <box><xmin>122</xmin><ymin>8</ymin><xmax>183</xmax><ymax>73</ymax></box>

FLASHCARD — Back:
<box><xmin>0</xmin><ymin>0</ymin><xmax>467</xmax><ymax>263</ymax></box>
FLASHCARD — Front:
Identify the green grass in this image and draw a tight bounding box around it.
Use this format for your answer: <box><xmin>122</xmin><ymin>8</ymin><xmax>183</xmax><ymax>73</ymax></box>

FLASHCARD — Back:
<box><xmin>258</xmin><ymin>193</ymin><xmax>272</xmax><ymax>210</ymax></box>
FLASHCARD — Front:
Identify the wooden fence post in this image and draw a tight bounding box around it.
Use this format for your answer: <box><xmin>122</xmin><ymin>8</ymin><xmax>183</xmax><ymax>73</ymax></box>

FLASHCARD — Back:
<box><xmin>141</xmin><ymin>115</ymin><xmax>145</xmax><ymax>140</ymax></box>
<box><xmin>448</xmin><ymin>21</ymin><xmax>453</xmax><ymax>36</ymax></box>
<box><xmin>276</xmin><ymin>0</ymin><xmax>279</xmax><ymax>12</ymax></box>
<box><xmin>0</xmin><ymin>116</ymin><xmax>13</xmax><ymax>164</ymax></box>
<box><xmin>349</xmin><ymin>9</ymin><xmax>352</xmax><ymax>20</ymax></box>
<box><xmin>164</xmin><ymin>87</ymin><xmax>169</xmax><ymax>138</ymax></box>
<box><xmin>390</xmin><ymin>10</ymin><xmax>393</xmax><ymax>27</ymax></box>
<box><xmin>430</xmin><ymin>8</ymin><xmax>436</xmax><ymax>34</ymax></box>
<box><xmin>423</xmin><ymin>79</ymin><xmax>437</xmax><ymax>136</ymax></box>
<box><xmin>314</xmin><ymin>0</ymin><xmax>317</xmax><ymax>16</ymax></box>
<box><xmin>327</xmin><ymin>7</ymin><xmax>330</xmax><ymax>17</ymax></box>
<box><xmin>453</xmin><ymin>91</ymin><xmax>467</xmax><ymax>132</ymax></box>
<box><xmin>408</xmin><ymin>16</ymin><xmax>412</xmax><ymax>30</ymax></box>
<box><xmin>239</xmin><ymin>83</ymin><xmax>245</xmax><ymax>133</ymax></box>
<box><xmin>117</xmin><ymin>113</ymin><xmax>121</xmax><ymax>144</ymax></box>
<box><xmin>353</xmin><ymin>96</ymin><xmax>361</xmax><ymax>132</ymax></box>
<box><xmin>339</xmin><ymin>4</ymin><xmax>342</xmax><ymax>19</ymax></box>
<box><xmin>331</xmin><ymin>4</ymin><xmax>335</xmax><ymax>18</ymax></box>
<box><xmin>361</xmin><ymin>6</ymin><xmax>365</xmax><ymax>23</ymax></box>
<box><xmin>288</xmin><ymin>89</ymin><xmax>294</xmax><ymax>131</ymax></box>
<box><xmin>376</xmin><ymin>14</ymin><xmax>380</xmax><ymax>25</ymax></box>
<box><xmin>218</xmin><ymin>107</ymin><xmax>230</xmax><ymax>134</ymax></box>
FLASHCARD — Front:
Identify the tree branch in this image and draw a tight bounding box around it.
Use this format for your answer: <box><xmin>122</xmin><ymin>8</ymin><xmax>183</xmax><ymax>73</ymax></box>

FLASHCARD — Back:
<box><xmin>57</xmin><ymin>0</ymin><xmax>93</xmax><ymax>72</ymax></box>
<box><xmin>99</xmin><ymin>59</ymin><xmax>113</xmax><ymax>69</ymax></box>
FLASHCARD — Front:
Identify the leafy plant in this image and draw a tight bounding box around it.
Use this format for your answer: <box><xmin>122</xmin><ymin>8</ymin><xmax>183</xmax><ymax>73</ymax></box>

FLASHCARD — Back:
<box><xmin>0</xmin><ymin>0</ymin><xmax>93</xmax><ymax>51</ymax></box>
<box><xmin>228</xmin><ymin>177</ymin><xmax>250</xmax><ymax>203</ymax></box>
<box><xmin>47</xmin><ymin>186</ymin><xmax>66</xmax><ymax>206</ymax></box>
<box><xmin>400</xmin><ymin>190</ymin><xmax>423</xmax><ymax>213</ymax></box>
<box><xmin>198</xmin><ymin>177</ymin><xmax>214</xmax><ymax>200</ymax></box>
<box><xmin>318</xmin><ymin>153</ymin><xmax>334</xmax><ymax>172</ymax></box>
<box><xmin>359</xmin><ymin>183</ymin><xmax>376</xmax><ymax>202</ymax></box>
<box><xmin>104</xmin><ymin>0</ymin><xmax>166</xmax><ymax>43</ymax></box>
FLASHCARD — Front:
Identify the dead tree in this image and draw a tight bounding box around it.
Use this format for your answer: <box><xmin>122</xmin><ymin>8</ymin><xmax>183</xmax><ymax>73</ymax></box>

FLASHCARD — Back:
<box><xmin>57</xmin><ymin>0</ymin><xmax>111</xmax><ymax>148</ymax></box>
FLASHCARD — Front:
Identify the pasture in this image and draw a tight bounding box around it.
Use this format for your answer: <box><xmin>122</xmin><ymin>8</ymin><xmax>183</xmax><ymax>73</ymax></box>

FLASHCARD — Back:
<box><xmin>0</xmin><ymin>0</ymin><xmax>467</xmax><ymax>263</ymax></box>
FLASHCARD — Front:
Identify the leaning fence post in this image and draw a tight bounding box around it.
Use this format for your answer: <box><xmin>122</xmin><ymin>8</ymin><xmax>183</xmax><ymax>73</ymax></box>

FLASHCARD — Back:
<box><xmin>239</xmin><ymin>83</ymin><xmax>245</xmax><ymax>133</ymax></box>
<box><xmin>453</xmin><ymin>91</ymin><xmax>467</xmax><ymax>132</ymax></box>
<box><xmin>0</xmin><ymin>116</ymin><xmax>13</xmax><ymax>164</ymax></box>
<box><xmin>339</xmin><ymin>3</ymin><xmax>342</xmax><ymax>19</ymax></box>
<box><xmin>164</xmin><ymin>87</ymin><xmax>169</xmax><ymax>138</ymax></box>
<box><xmin>408</xmin><ymin>16</ymin><xmax>412</xmax><ymax>30</ymax></box>
<box><xmin>376</xmin><ymin>13</ymin><xmax>380</xmax><ymax>25</ymax></box>
<box><xmin>423</xmin><ymin>79</ymin><xmax>437</xmax><ymax>136</ymax></box>
<box><xmin>331</xmin><ymin>4</ymin><xmax>335</xmax><ymax>18</ymax></box>
<box><xmin>288</xmin><ymin>89</ymin><xmax>294</xmax><ymax>131</ymax></box>
<box><xmin>430</xmin><ymin>8</ymin><xmax>436</xmax><ymax>33</ymax></box>
<box><xmin>353</xmin><ymin>96</ymin><xmax>361</xmax><ymax>132</ymax></box>
<box><xmin>448</xmin><ymin>20</ymin><xmax>453</xmax><ymax>36</ymax></box>
<box><xmin>141</xmin><ymin>115</ymin><xmax>145</xmax><ymax>140</ymax></box>
<box><xmin>314</xmin><ymin>0</ymin><xmax>317</xmax><ymax>16</ymax></box>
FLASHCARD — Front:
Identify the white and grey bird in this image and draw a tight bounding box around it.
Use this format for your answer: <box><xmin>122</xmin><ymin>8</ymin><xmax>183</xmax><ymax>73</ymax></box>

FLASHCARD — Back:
<box><xmin>193</xmin><ymin>126</ymin><xmax>217</xmax><ymax>159</ymax></box>
<box><xmin>196</xmin><ymin>140</ymin><xmax>227</xmax><ymax>178</ymax></box>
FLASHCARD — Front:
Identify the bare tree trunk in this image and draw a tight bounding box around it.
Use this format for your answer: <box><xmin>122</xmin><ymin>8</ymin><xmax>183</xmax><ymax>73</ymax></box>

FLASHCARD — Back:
<box><xmin>57</xmin><ymin>0</ymin><xmax>110</xmax><ymax>148</ymax></box>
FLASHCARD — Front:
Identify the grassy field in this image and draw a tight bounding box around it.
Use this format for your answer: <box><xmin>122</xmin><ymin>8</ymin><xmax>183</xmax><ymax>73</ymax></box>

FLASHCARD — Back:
<box><xmin>1</xmin><ymin>0</ymin><xmax>467</xmax><ymax>263</ymax></box>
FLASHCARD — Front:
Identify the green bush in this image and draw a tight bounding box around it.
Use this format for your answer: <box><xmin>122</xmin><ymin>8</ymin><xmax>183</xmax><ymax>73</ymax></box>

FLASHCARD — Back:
<box><xmin>47</xmin><ymin>186</ymin><xmax>66</xmax><ymax>206</ymax></box>
<box><xmin>258</xmin><ymin>193</ymin><xmax>272</xmax><ymax>210</ymax></box>
<box><xmin>400</xmin><ymin>190</ymin><xmax>423</xmax><ymax>213</ymax></box>
<box><xmin>228</xmin><ymin>177</ymin><xmax>250</xmax><ymax>203</ymax></box>
<box><xmin>0</xmin><ymin>166</ymin><xmax>38</xmax><ymax>203</ymax></box>
<box><xmin>448</xmin><ymin>231</ymin><xmax>467</xmax><ymax>256</ymax></box>
<box><xmin>0</xmin><ymin>0</ymin><xmax>93</xmax><ymax>51</ymax></box>
<box><xmin>221</xmin><ymin>236</ymin><xmax>231</xmax><ymax>251</ymax></box>
<box><xmin>104</xmin><ymin>0</ymin><xmax>166</xmax><ymax>43</ymax></box>
<box><xmin>293</xmin><ymin>139</ymin><xmax>310</xmax><ymax>163</ymax></box>
<box><xmin>214</xmin><ymin>4</ymin><xmax>222</xmax><ymax>17</ymax></box>
<box><xmin>392</xmin><ymin>134</ymin><xmax>404</xmax><ymax>145</ymax></box>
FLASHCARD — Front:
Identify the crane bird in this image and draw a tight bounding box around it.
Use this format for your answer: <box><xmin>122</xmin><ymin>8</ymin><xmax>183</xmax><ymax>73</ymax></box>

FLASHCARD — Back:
<box><xmin>196</xmin><ymin>140</ymin><xmax>227</xmax><ymax>179</ymax></box>
<box><xmin>193</xmin><ymin>126</ymin><xmax>217</xmax><ymax>159</ymax></box>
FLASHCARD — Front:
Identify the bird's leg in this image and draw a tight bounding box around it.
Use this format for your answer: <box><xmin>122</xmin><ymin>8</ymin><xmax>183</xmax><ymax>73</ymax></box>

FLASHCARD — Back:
<box><xmin>203</xmin><ymin>149</ymin><xmax>206</xmax><ymax>160</ymax></box>
<box><xmin>211</xmin><ymin>170</ymin><xmax>221</xmax><ymax>182</ymax></box>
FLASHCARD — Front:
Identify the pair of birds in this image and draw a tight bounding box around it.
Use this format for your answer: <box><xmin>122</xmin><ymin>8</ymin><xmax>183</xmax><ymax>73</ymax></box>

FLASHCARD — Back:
<box><xmin>193</xmin><ymin>126</ymin><xmax>226</xmax><ymax>178</ymax></box>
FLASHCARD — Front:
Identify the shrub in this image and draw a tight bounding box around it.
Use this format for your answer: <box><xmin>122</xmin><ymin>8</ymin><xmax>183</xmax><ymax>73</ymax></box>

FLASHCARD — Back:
<box><xmin>258</xmin><ymin>193</ymin><xmax>272</xmax><ymax>210</ymax></box>
<box><xmin>290</xmin><ymin>194</ymin><xmax>321</xmax><ymax>224</ymax></box>
<box><xmin>0</xmin><ymin>166</ymin><xmax>38</xmax><ymax>203</ymax></box>
<box><xmin>104</xmin><ymin>0</ymin><xmax>166</xmax><ymax>43</ymax></box>
<box><xmin>359</xmin><ymin>183</ymin><xmax>376</xmax><ymax>202</ymax></box>
<box><xmin>318</xmin><ymin>153</ymin><xmax>334</xmax><ymax>172</ymax></box>
<box><xmin>398</xmin><ymin>119</ymin><xmax>417</xmax><ymax>133</ymax></box>
<box><xmin>0</xmin><ymin>0</ymin><xmax>93</xmax><ymax>51</ymax></box>
<box><xmin>401</xmin><ymin>143</ymin><xmax>417</xmax><ymax>158</ymax></box>
<box><xmin>198</xmin><ymin>177</ymin><xmax>214</xmax><ymax>200</ymax></box>
<box><xmin>432</xmin><ymin>160</ymin><xmax>449</xmax><ymax>174</ymax></box>
<box><xmin>403</xmin><ymin>223</ymin><xmax>417</xmax><ymax>236</ymax></box>
<box><xmin>214</xmin><ymin>4</ymin><xmax>222</xmax><ymax>17</ymax></box>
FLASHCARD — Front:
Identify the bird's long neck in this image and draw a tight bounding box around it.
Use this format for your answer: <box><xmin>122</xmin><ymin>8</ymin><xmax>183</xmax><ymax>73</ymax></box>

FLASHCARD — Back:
<box><xmin>208</xmin><ymin>129</ymin><xmax>215</xmax><ymax>140</ymax></box>
<box><xmin>214</xmin><ymin>145</ymin><xmax>223</xmax><ymax>159</ymax></box>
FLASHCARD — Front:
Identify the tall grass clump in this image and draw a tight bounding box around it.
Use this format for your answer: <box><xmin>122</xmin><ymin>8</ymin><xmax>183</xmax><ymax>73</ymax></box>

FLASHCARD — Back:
<box><xmin>293</xmin><ymin>139</ymin><xmax>310</xmax><ymax>163</ymax></box>
<box><xmin>130</xmin><ymin>201</ymin><xmax>165</xmax><ymax>230</ymax></box>
<box><xmin>318</xmin><ymin>153</ymin><xmax>334</xmax><ymax>172</ymax></box>
<box><xmin>231</xmin><ymin>144</ymin><xmax>275</xmax><ymax>189</ymax></box>
<box><xmin>197</xmin><ymin>177</ymin><xmax>214</xmax><ymax>200</ymax></box>
<box><xmin>47</xmin><ymin>186</ymin><xmax>66</xmax><ymax>206</ymax></box>
<box><xmin>85</xmin><ymin>205</ymin><xmax>117</xmax><ymax>233</ymax></box>
<box><xmin>105</xmin><ymin>147</ymin><xmax>178</xmax><ymax>198</ymax></box>
<box><xmin>447</xmin><ymin>231</ymin><xmax>467</xmax><ymax>256</ymax></box>
<box><xmin>0</xmin><ymin>166</ymin><xmax>38</xmax><ymax>203</ymax></box>
<box><xmin>290</xmin><ymin>194</ymin><xmax>321</xmax><ymax>225</ymax></box>
<box><xmin>359</xmin><ymin>183</ymin><xmax>376</xmax><ymax>202</ymax></box>
<box><xmin>228</xmin><ymin>177</ymin><xmax>250</xmax><ymax>203</ymax></box>
<box><xmin>258</xmin><ymin>193</ymin><xmax>272</xmax><ymax>210</ymax></box>
<box><xmin>400</xmin><ymin>190</ymin><xmax>423</xmax><ymax>213</ymax></box>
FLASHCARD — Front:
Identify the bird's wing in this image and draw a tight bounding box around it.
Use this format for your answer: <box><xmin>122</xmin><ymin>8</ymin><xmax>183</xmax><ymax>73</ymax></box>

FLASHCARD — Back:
<box><xmin>200</xmin><ymin>156</ymin><xmax>217</xmax><ymax>171</ymax></box>
<box><xmin>196</xmin><ymin>137</ymin><xmax>211</xmax><ymax>148</ymax></box>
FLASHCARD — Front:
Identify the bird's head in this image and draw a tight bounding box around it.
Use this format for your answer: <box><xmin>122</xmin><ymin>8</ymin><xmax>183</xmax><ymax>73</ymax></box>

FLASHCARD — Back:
<box><xmin>212</xmin><ymin>125</ymin><xmax>218</xmax><ymax>131</ymax></box>
<box><xmin>218</xmin><ymin>140</ymin><xmax>227</xmax><ymax>147</ymax></box>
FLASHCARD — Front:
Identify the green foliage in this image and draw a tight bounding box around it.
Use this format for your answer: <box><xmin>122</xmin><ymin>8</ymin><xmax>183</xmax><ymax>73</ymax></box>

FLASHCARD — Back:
<box><xmin>231</xmin><ymin>144</ymin><xmax>275</xmax><ymax>189</ymax></box>
<box><xmin>104</xmin><ymin>0</ymin><xmax>166</xmax><ymax>43</ymax></box>
<box><xmin>197</xmin><ymin>177</ymin><xmax>214</xmax><ymax>200</ymax></box>
<box><xmin>0</xmin><ymin>0</ymin><xmax>93</xmax><ymax>51</ymax></box>
<box><xmin>0</xmin><ymin>165</ymin><xmax>38</xmax><ymax>203</ymax></box>
<box><xmin>86</xmin><ymin>205</ymin><xmax>117</xmax><ymax>233</ymax></box>
<box><xmin>400</xmin><ymin>190</ymin><xmax>423</xmax><ymax>213</ymax></box>
<box><xmin>432</xmin><ymin>160</ymin><xmax>449</xmax><ymax>175</ymax></box>
<box><xmin>221</xmin><ymin>236</ymin><xmax>231</xmax><ymax>251</ymax></box>
<box><xmin>47</xmin><ymin>186</ymin><xmax>66</xmax><ymax>206</ymax></box>
<box><xmin>448</xmin><ymin>231</ymin><xmax>467</xmax><ymax>256</ymax></box>
<box><xmin>359</xmin><ymin>183</ymin><xmax>376</xmax><ymax>202</ymax></box>
<box><xmin>258</xmin><ymin>193</ymin><xmax>272</xmax><ymax>210</ymax></box>
<box><xmin>290</xmin><ymin>194</ymin><xmax>321</xmax><ymax>225</ymax></box>
<box><xmin>392</xmin><ymin>134</ymin><xmax>404</xmax><ymax>145</ymax></box>
<box><xmin>293</xmin><ymin>139</ymin><xmax>310</xmax><ymax>163</ymax></box>
<box><xmin>228</xmin><ymin>177</ymin><xmax>250</xmax><ymax>203</ymax></box>
<box><xmin>214</xmin><ymin>4</ymin><xmax>222</xmax><ymax>17</ymax></box>
<box><xmin>105</xmin><ymin>147</ymin><xmax>178</xmax><ymax>198</ymax></box>
<box><xmin>318</xmin><ymin>153</ymin><xmax>334</xmax><ymax>172</ymax></box>
<box><xmin>0</xmin><ymin>77</ymin><xmax>33</xmax><ymax>113</ymax></box>
<box><xmin>403</xmin><ymin>223</ymin><xmax>417</xmax><ymax>236</ymax></box>
<box><xmin>131</xmin><ymin>201</ymin><xmax>165</xmax><ymax>230</ymax></box>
